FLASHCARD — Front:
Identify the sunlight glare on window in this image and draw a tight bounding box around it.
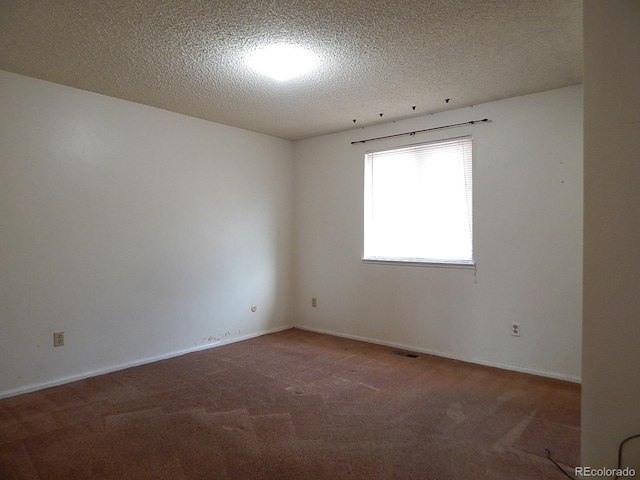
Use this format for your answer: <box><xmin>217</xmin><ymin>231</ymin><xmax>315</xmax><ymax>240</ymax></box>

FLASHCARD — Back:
<box><xmin>364</xmin><ymin>136</ymin><xmax>473</xmax><ymax>265</ymax></box>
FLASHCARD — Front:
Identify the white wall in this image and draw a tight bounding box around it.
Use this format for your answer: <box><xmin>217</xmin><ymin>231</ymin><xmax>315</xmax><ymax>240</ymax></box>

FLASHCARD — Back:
<box><xmin>294</xmin><ymin>86</ymin><xmax>583</xmax><ymax>381</ymax></box>
<box><xmin>0</xmin><ymin>70</ymin><xmax>294</xmax><ymax>397</ymax></box>
<box><xmin>0</xmin><ymin>68</ymin><xmax>584</xmax><ymax>398</ymax></box>
<box><xmin>582</xmin><ymin>0</ymin><xmax>640</xmax><ymax>471</ymax></box>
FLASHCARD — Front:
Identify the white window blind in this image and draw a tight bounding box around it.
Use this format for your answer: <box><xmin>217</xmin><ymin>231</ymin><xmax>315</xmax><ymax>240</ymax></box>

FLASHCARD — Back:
<box><xmin>363</xmin><ymin>136</ymin><xmax>473</xmax><ymax>265</ymax></box>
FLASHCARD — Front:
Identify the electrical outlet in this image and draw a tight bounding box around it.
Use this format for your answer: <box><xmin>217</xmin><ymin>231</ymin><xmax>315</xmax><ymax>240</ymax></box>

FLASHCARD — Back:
<box><xmin>53</xmin><ymin>331</ymin><xmax>64</xmax><ymax>347</ymax></box>
<box><xmin>311</xmin><ymin>297</ymin><xmax>317</xmax><ymax>308</ymax></box>
<box><xmin>511</xmin><ymin>323</ymin><xmax>520</xmax><ymax>337</ymax></box>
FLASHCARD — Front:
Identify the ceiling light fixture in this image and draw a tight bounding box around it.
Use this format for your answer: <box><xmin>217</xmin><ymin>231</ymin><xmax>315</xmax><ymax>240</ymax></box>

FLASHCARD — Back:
<box><xmin>247</xmin><ymin>44</ymin><xmax>317</xmax><ymax>82</ymax></box>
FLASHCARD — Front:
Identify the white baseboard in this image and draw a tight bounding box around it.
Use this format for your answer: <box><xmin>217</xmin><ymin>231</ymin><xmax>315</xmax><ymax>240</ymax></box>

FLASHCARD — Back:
<box><xmin>295</xmin><ymin>325</ymin><xmax>581</xmax><ymax>384</ymax></box>
<box><xmin>2</xmin><ymin>323</ymin><xmax>579</xmax><ymax>399</ymax></box>
<box><xmin>0</xmin><ymin>325</ymin><xmax>292</xmax><ymax>399</ymax></box>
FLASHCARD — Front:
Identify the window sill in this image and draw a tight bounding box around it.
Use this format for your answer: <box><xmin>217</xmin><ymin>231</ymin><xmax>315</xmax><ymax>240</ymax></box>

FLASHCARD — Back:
<box><xmin>361</xmin><ymin>257</ymin><xmax>475</xmax><ymax>269</ymax></box>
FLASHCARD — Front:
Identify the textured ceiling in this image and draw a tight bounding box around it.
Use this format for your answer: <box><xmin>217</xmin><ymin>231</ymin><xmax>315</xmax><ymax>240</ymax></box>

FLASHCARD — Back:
<box><xmin>0</xmin><ymin>0</ymin><xmax>582</xmax><ymax>141</ymax></box>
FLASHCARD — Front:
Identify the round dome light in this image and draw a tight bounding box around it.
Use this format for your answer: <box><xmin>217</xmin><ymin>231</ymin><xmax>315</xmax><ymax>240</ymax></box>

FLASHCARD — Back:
<box><xmin>247</xmin><ymin>44</ymin><xmax>317</xmax><ymax>82</ymax></box>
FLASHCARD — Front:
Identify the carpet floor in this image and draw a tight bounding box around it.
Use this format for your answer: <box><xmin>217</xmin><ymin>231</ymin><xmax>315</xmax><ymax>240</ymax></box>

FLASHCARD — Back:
<box><xmin>0</xmin><ymin>328</ymin><xmax>580</xmax><ymax>479</ymax></box>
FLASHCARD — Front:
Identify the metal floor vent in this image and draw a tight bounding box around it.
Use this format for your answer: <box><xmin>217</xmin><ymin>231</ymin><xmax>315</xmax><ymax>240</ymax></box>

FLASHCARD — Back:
<box><xmin>393</xmin><ymin>351</ymin><xmax>419</xmax><ymax>358</ymax></box>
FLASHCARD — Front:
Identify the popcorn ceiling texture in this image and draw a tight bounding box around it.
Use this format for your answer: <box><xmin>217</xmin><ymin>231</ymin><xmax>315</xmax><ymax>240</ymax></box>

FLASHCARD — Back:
<box><xmin>0</xmin><ymin>0</ymin><xmax>582</xmax><ymax>140</ymax></box>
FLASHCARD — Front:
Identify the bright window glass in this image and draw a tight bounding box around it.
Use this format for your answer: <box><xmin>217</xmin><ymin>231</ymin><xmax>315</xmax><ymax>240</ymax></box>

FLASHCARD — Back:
<box><xmin>364</xmin><ymin>136</ymin><xmax>473</xmax><ymax>265</ymax></box>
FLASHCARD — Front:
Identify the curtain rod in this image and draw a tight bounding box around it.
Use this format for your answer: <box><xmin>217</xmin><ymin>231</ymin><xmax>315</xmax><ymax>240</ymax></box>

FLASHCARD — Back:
<box><xmin>350</xmin><ymin>118</ymin><xmax>490</xmax><ymax>145</ymax></box>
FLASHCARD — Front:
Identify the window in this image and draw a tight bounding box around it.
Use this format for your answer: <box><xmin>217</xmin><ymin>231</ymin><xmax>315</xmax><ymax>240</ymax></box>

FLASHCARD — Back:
<box><xmin>363</xmin><ymin>136</ymin><xmax>473</xmax><ymax>265</ymax></box>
